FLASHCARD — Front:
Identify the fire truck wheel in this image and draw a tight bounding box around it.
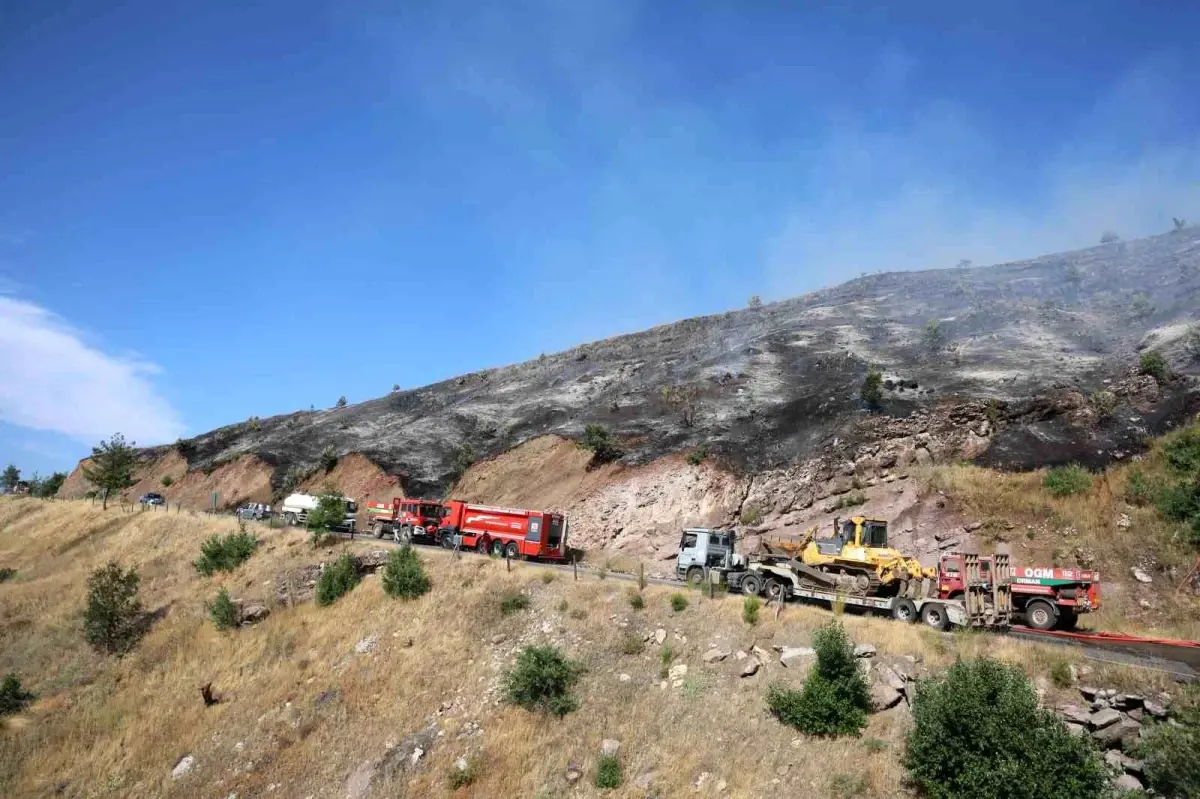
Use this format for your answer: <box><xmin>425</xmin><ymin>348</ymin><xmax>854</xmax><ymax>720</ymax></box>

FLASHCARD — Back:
<box><xmin>505</xmin><ymin>541</ymin><xmax>519</xmax><ymax>559</ymax></box>
<box><xmin>476</xmin><ymin>537</ymin><xmax>489</xmax><ymax>554</ymax></box>
<box><xmin>892</xmin><ymin>598</ymin><xmax>918</xmax><ymax>623</ymax></box>
<box><xmin>1024</xmin><ymin>600</ymin><xmax>1058</xmax><ymax>630</ymax></box>
<box><xmin>765</xmin><ymin>579</ymin><xmax>788</xmax><ymax>601</ymax></box>
<box><xmin>491</xmin><ymin>540</ymin><xmax>505</xmax><ymax>557</ymax></box>
<box><xmin>740</xmin><ymin>574</ymin><xmax>763</xmax><ymax>596</ymax></box>
<box><xmin>685</xmin><ymin>567</ymin><xmax>705</xmax><ymax>586</ymax></box>
<box><xmin>920</xmin><ymin>602</ymin><xmax>949</xmax><ymax>631</ymax></box>
<box><xmin>372</xmin><ymin>522</ymin><xmax>385</xmax><ymax>539</ymax></box>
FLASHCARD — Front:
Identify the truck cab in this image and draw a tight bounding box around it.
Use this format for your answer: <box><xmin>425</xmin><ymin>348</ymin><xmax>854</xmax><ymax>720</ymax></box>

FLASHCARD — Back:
<box><xmin>676</xmin><ymin>528</ymin><xmax>742</xmax><ymax>584</ymax></box>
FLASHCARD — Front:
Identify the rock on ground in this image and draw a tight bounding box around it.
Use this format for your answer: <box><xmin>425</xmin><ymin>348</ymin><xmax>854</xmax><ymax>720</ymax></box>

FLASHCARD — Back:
<box><xmin>171</xmin><ymin>755</ymin><xmax>195</xmax><ymax>780</ymax></box>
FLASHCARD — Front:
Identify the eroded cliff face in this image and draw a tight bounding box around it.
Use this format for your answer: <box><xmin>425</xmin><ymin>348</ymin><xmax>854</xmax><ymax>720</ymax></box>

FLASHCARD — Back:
<box><xmin>66</xmin><ymin>230</ymin><xmax>1200</xmax><ymax>537</ymax></box>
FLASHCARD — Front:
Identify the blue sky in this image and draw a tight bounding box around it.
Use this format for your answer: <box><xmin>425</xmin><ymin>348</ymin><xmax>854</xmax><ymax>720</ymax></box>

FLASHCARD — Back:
<box><xmin>2</xmin><ymin>0</ymin><xmax>1200</xmax><ymax>477</ymax></box>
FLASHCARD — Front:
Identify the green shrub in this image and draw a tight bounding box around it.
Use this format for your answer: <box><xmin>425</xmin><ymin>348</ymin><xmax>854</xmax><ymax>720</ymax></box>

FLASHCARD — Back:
<box><xmin>556</xmin><ymin>599</ymin><xmax>569</xmax><ymax>613</ymax></box>
<box><xmin>1164</xmin><ymin>429</ymin><xmax>1200</xmax><ymax>477</ymax></box>
<box><xmin>628</xmin><ymin>590</ymin><xmax>645</xmax><ymax>610</ymax></box>
<box><xmin>0</xmin><ymin>672</ymin><xmax>34</xmax><ymax>715</ymax></box>
<box><xmin>160</xmin><ymin>475</ymin><xmax>173</xmax><ymax>487</ymax></box>
<box><xmin>1155</xmin><ymin>482</ymin><xmax>1200</xmax><ymax>523</ymax></box>
<box><xmin>319</xmin><ymin>446</ymin><xmax>338</xmax><ymax>472</ymax></box>
<box><xmin>1049</xmin><ymin>660</ymin><xmax>1074</xmax><ymax>688</ymax></box>
<box><xmin>207</xmin><ymin>588</ymin><xmax>239</xmax><ymax>630</ymax></box>
<box><xmin>502</xmin><ymin>645</ymin><xmax>583</xmax><ymax>717</ymax></box>
<box><xmin>829</xmin><ymin>773</ymin><xmax>868</xmax><ymax>798</ymax></box>
<box><xmin>1139</xmin><ymin>707</ymin><xmax>1200</xmax><ymax>798</ymax></box>
<box><xmin>381</xmin><ymin>545</ymin><xmax>431</xmax><ymax>599</ymax></box>
<box><xmin>1125</xmin><ymin>468</ymin><xmax>1151</xmax><ymax>505</ymax></box>
<box><xmin>194</xmin><ymin>530</ymin><xmax>259</xmax><ymax>576</ymax></box>
<box><xmin>499</xmin><ymin>591</ymin><xmax>532</xmax><ymax>616</ymax></box>
<box><xmin>579</xmin><ymin>424</ymin><xmax>622</xmax><ymax>464</ymax></box>
<box><xmin>315</xmin><ymin>553</ymin><xmax>360</xmax><ymax>607</ymax></box>
<box><xmin>670</xmin><ymin>593</ymin><xmax>688</xmax><ymax>612</ymax></box>
<box><xmin>448</xmin><ymin>757</ymin><xmax>479</xmax><ymax>789</ymax></box>
<box><xmin>861</xmin><ymin>737</ymin><xmax>888</xmax><ymax>753</ymax></box>
<box><xmin>594</xmin><ymin>753</ymin><xmax>622</xmax><ymax>789</ymax></box>
<box><xmin>740</xmin><ymin>504</ymin><xmax>762</xmax><ymax>526</ymax></box>
<box><xmin>834</xmin><ymin>492</ymin><xmax>867</xmax><ymax>510</ymax></box>
<box><xmin>619</xmin><ymin>633</ymin><xmax>644</xmax><ymax>655</ymax></box>
<box><xmin>686</xmin><ymin>446</ymin><xmax>708</xmax><ymax>466</ymax></box>
<box><xmin>1043</xmin><ymin>464</ymin><xmax>1092</xmax><ymax>497</ymax></box>
<box><xmin>540</xmin><ymin>571</ymin><xmax>555</xmax><ymax>584</ymax></box>
<box><xmin>765</xmin><ymin>621</ymin><xmax>870</xmax><ymax>738</ymax></box>
<box><xmin>0</xmin><ymin>567</ymin><xmax>15</xmax><ymax>583</ymax></box>
<box><xmin>860</xmin><ymin>371</ymin><xmax>883</xmax><ymax>408</ymax></box>
<box><xmin>903</xmin><ymin>658</ymin><xmax>1109</xmax><ymax>799</ymax></box>
<box><xmin>306</xmin><ymin>486</ymin><xmax>348</xmax><ymax>541</ymax></box>
<box><xmin>570</xmin><ymin>608</ymin><xmax>587</xmax><ymax>620</ymax></box>
<box><xmin>83</xmin><ymin>561</ymin><xmax>144</xmax><ymax>656</ymax></box>
<box><xmin>659</xmin><ymin>644</ymin><xmax>674</xmax><ymax>678</ymax></box>
<box><xmin>742</xmin><ymin>594</ymin><xmax>761</xmax><ymax>625</ymax></box>
<box><xmin>1139</xmin><ymin>351</ymin><xmax>1169</xmax><ymax>382</ymax></box>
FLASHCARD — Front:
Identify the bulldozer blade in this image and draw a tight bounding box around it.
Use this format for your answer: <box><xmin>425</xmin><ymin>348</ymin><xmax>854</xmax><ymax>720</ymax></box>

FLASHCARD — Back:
<box><xmin>790</xmin><ymin>561</ymin><xmax>838</xmax><ymax>588</ymax></box>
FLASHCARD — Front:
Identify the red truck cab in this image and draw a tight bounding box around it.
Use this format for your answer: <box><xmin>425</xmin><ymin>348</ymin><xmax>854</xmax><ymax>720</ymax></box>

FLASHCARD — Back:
<box><xmin>365</xmin><ymin>497</ymin><xmax>445</xmax><ymax>543</ymax></box>
<box><xmin>938</xmin><ymin>554</ymin><xmax>1100</xmax><ymax>630</ymax></box>
<box><xmin>437</xmin><ymin>500</ymin><xmax>568</xmax><ymax>561</ymax></box>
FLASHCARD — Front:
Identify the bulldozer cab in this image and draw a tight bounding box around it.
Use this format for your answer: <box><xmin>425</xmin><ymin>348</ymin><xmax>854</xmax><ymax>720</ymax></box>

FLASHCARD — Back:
<box><xmin>835</xmin><ymin>517</ymin><xmax>889</xmax><ymax>550</ymax></box>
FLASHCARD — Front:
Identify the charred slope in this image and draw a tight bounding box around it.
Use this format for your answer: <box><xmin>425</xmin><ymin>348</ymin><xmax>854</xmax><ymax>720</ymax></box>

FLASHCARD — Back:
<box><xmin>169</xmin><ymin>229</ymin><xmax>1200</xmax><ymax>496</ymax></box>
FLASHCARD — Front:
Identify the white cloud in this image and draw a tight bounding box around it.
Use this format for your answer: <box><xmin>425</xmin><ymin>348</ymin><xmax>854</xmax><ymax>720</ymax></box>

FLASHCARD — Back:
<box><xmin>0</xmin><ymin>297</ymin><xmax>184</xmax><ymax>445</ymax></box>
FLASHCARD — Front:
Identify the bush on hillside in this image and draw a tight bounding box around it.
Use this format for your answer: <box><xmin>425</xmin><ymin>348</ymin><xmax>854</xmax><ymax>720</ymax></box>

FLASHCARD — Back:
<box><xmin>0</xmin><ymin>672</ymin><xmax>34</xmax><ymax>716</ymax></box>
<box><xmin>594</xmin><ymin>753</ymin><xmax>622</xmax><ymax>789</ymax></box>
<box><xmin>1138</xmin><ymin>692</ymin><xmax>1200</xmax><ymax>798</ymax></box>
<box><xmin>502</xmin><ymin>645</ymin><xmax>583</xmax><ymax>717</ymax></box>
<box><xmin>1125</xmin><ymin>468</ymin><xmax>1152</xmax><ymax>505</ymax></box>
<box><xmin>499</xmin><ymin>591</ymin><xmax>531</xmax><ymax>616</ymax></box>
<box><xmin>1139</xmin><ymin>350</ymin><xmax>1169</xmax><ymax>382</ymax></box>
<box><xmin>686</xmin><ymin>446</ymin><xmax>708</xmax><ymax>466</ymax></box>
<box><xmin>207</xmin><ymin>588</ymin><xmax>239</xmax><ymax>630</ymax></box>
<box><xmin>194</xmin><ymin>530</ymin><xmax>259</xmax><ymax>576</ymax></box>
<box><xmin>319</xmin><ymin>446</ymin><xmax>338</xmax><ymax>472</ymax></box>
<box><xmin>83</xmin><ymin>561</ymin><xmax>144</xmax><ymax>656</ymax></box>
<box><xmin>306</xmin><ymin>485</ymin><xmax>348</xmax><ymax>543</ymax></box>
<box><xmin>670</xmin><ymin>593</ymin><xmax>688</xmax><ymax>612</ymax></box>
<box><xmin>627</xmin><ymin>590</ymin><xmax>645</xmax><ymax>610</ymax></box>
<box><xmin>381</xmin><ymin>545</ymin><xmax>431</xmax><ymax>599</ymax></box>
<box><xmin>1043</xmin><ymin>464</ymin><xmax>1092</xmax><ymax>497</ymax></box>
<box><xmin>1164</xmin><ymin>429</ymin><xmax>1200</xmax><ymax>477</ymax></box>
<box><xmin>579</xmin><ymin>424</ymin><xmax>622</xmax><ymax>465</ymax></box>
<box><xmin>0</xmin><ymin>567</ymin><xmax>15</xmax><ymax>583</ymax></box>
<box><xmin>765</xmin><ymin>621</ymin><xmax>871</xmax><ymax>737</ymax></box>
<box><xmin>860</xmin><ymin>370</ymin><xmax>883</xmax><ymax>408</ymax></box>
<box><xmin>742</xmin><ymin>594</ymin><xmax>761</xmax><ymax>625</ymax></box>
<box><xmin>315</xmin><ymin>553</ymin><xmax>360</xmax><ymax>607</ymax></box>
<box><xmin>903</xmin><ymin>658</ymin><xmax>1109</xmax><ymax>799</ymax></box>
<box><xmin>160</xmin><ymin>475</ymin><xmax>173</xmax><ymax>487</ymax></box>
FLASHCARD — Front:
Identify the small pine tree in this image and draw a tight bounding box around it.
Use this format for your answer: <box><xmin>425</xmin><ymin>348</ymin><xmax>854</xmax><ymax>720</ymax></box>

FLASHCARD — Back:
<box><xmin>579</xmin><ymin>424</ymin><xmax>622</xmax><ymax>465</ymax></box>
<box><xmin>81</xmin><ymin>433</ymin><xmax>138</xmax><ymax>509</ymax></box>
<box><xmin>860</xmin><ymin>370</ymin><xmax>883</xmax><ymax>408</ymax></box>
<box><xmin>160</xmin><ymin>475</ymin><xmax>173</xmax><ymax>487</ymax></box>
<box><xmin>381</xmin><ymin>545</ymin><xmax>431</xmax><ymax>599</ymax></box>
<box><xmin>747</xmin><ymin>295</ymin><xmax>763</xmax><ymax>308</ymax></box>
<box><xmin>83</xmin><ymin>561</ymin><xmax>144</xmax><ymax>655</ymax></box>
<box><xmin>307</xmin><ymin>484</ymin><xmax>348</xmax><ymax>543</ymax></box>
<box><xmin>742</xmin><ymin>594</ymin><xmax>761</xmax><ymax>625</ymax></box>
<box><xmin>502</xmin><ymin>645</ymin><xmax>583</xmax><ymax>717</ymax></box>
<box><xmin>1</xmin><ymin>464</ymin><xmax>19</xmax><ymax>492</ymax></box>
<box><xmin>594</xmin><ymin>753</ymin><xmax>622</xmax><ymax>789</ymax></box>
<box><xmin>207</xmin><ymin>588</ymin><xmax>239</xmax><ymax>630</ymax></box>
<box><xmin>0</xmin><ymin>672</ymin><xmax>34</xmax><ymax>715</ymax></box>
<box><xmin>335</xmin><ymin>396</ymin><xmax>347</xmax><ymax>409</ymax></box>
<box><xmin>1139</xmin><ymin>350</ymin><xmax>1169</xmax><ymax>382</ymax></box>
<box><xmin>315</xmin><ymin>553</ymin><xmax>360</xmax><ymax>606</ymax></box>
<box><xmin>765</xmin><ymin>621</ymin><xmax>870</xmax><ymax>737</ymax></box>
<box><xmin>904</xmin><ymin>658</ymin><xmax>1109</xmax><ymax>799</ymax></box>
<box><xmin>194</xmin><ymin>530</ymin><xmax>259</xmax><ymax>575</ymax></box>
<box><xmin>319</xmin><ymin>446</ymin><xmax>338</xmax><ymax>472</ymax></box>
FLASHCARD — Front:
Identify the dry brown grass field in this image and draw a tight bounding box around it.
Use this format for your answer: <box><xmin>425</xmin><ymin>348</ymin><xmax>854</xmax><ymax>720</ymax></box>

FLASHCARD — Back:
<box><xmin>0</xmin><ymin>498</ymin><xmax>1188</xmax><ymax>798</ymax></box>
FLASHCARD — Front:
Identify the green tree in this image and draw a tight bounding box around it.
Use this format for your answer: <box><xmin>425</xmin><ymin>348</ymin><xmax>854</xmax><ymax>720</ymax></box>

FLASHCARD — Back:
<box><xmin>1</xmin><ymin>464</ymin><xmax>19</xmax><ymax>492</ymax></box>
<box><xmin>1139</xmin><ymin>693</ymin><xmax>1200</xmax><ymax>798</ymax></box>
<box><xmin>207</xmin><ymin>588</ymin><xmax>239</xmax><ymax>630</ymax></box>
<box><xmin>160</xmin><ymin>475</ymin><xmax>173</xmax><ymax>488</ymax></box>
<box><xmin>860</xmin><ymin>370</ymin><xmax>883</xmax><ymax>408</ymax></box>
<box><xmin>83</xmin><ymin>561</ymin><xmax>144</xmax><ymax>655</ymax></box>
<box><xmin>922</xmin><ymin>319</ymin><xmax>943</xmax><ymax>352</ymax></box>
<box><xmin>194</xmin><ymin>530</ymin><xmax>259</xmax><ymax>576</ymax></box>
<box><xmin>306</xmin><ymin>484</ymin><xmax>348</xmax><ymax>543</ymax></box>
<box><xmin>381</xmin><ymin>545</ymin><xmax>431</xmax><ymax>599</ymax></box>
<box><xmin>33</xmin><ymin>472</ymin><xmax>65</xmax><ymax>498</ymax></box>
<box><xmin>904</xmin><ymin>658</ymin><xmax>1108</xmax><ymax>799</ymax></box>
<box><xmin>1042</xmin><ymin>464</ymin><xmax>1092</xmax><ymax>497</ymax></box>
<box><xmin>319</xmin><ymin>445</ymin><xmax>338</xmax><ymax>472</ymax></box>
<box><xmin>502</xmin><ymin>645</ymin><xmax>583</xmax><ymax>717</ymax></box>
<box><xmin>315</xmin><ymin>553</ymin><xmax>361</xmax><ymax>606</ymax></box>
<box><xmin>766</xmin><ymin>621</ymin><xmax>870</xmax><ymax>737</ymax></box>
<box><xmin>579</xmin><ymin>424</ymin><xmax>622</xmax><ymax>465</ymax></box>
<box><xmin>81</xmin><ymin>433</ymin><xmax>138</xmax><ymax>509</ymax></box>
<box><xmin>1139</xmin><ymin>350</ymin><xmax>1169</xmax><ymax>382</ymax></box>
<box><xmin>1100</xmin><ymin>231</ymin><xmax>1120</xmax><ymax>244</ymax></box>
<box><xmin>0</xmin><ymin>672</ymin><xmax>34</xmax><ymax>715</ymax></box>
<box><xmin>335</xmin><ymin>396</ymin><xmax>347</xmax><ymax>409</ymax></box>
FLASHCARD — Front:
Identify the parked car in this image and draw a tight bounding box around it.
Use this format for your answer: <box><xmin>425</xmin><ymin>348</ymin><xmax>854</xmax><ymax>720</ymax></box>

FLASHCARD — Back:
<box><xmin>236</xmin><ymin>502</ymin><xmax>272</xmax><ymax>521</ymax></box>
<box><xmin>139</xmin><ymin>492</ymin><xmax>165</xmax><ymax>506</ymax></box>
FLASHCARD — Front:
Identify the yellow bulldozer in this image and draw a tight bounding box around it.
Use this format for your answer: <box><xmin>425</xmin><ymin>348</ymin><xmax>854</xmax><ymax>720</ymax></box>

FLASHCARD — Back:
<box><xmin>758</xmin><ymin>515</ymin><xmax>935</xmax><ymax>598</ymax></box>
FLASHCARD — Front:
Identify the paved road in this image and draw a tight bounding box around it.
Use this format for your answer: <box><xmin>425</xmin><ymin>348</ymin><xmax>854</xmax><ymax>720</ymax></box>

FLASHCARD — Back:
<box><xmin>323</xmin><ymin>526</ymin><xmax>1199</xmax><ymax>681</ymax></box>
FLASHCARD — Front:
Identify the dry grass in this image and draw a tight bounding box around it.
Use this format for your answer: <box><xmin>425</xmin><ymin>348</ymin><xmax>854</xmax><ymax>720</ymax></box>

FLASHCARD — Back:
<box><xmin>0</xmin><ymin>498</ymin><xmax>1189</xmax><ymax>798</ymax></box>
<box><xmin>926</xmin><ymin>423</ymin><xmax>1200</xmax><ymax>637</ymax></box>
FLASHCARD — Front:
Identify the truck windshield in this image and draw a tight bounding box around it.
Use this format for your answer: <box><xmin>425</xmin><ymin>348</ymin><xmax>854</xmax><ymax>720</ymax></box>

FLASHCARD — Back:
<box><xmin>420</xmin><ymin>503</ymin><xmax>441</xmax><ymax>517</ymax></box>
<box><xmin>345</xmin><ymin>501</ymin><xmax>358</xmax><ymax>514</ymax></box>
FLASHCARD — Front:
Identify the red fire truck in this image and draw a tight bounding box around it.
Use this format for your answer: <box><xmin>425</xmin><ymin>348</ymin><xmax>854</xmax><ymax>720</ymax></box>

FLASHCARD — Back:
<box><xmin>938</xmin><ymin>554</ymin><xmax>1100</xmax><ymax>630</ymax></box>
<box><xmin>436</xmin><ymin>500</ymin><xmax>569</xmax><ymax>561</ymax></box>
<box><xmin>364</xmin><ymin>497</ymin><xmax>445</xmax><ymax>543</ymax></box>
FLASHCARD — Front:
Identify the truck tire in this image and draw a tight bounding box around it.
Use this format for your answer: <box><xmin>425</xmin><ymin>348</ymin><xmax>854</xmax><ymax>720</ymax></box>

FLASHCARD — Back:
<box><xmin>1024</xmin><ymin>600</ymin><xmax>1058</xmax><ymax>631</ymax></box>
<box><xmin>685</xmin><ymin>567</ymin><xmax>705</xmax><ymax>587</ymax></box>
<box><xmin>372</xmin><ymin>522</ymin><xmax>385</xmax><ymax>539</ymax></box>
<box><xmin>505</xmin><ymin>541</ymin><xmax>519</xmax><ymax>559</ymax></box>
<box><xmin>765</xmin><ymin>578</ymin><xmax>788</xmax><ymax>601</ymax></box>
<box><xmin>287</xmin><ymin>513</ymin><xmax>298</xmax><ymax>526</ymax></box>
<box><xmin>491</xmin><ymin>540</ymin><xmax>505</xmax><ymax>557</ymax></box>
<box><xmin>892</xmin><ymin>598</ymin><xmax>918</xmax><ymax>623</ymax></box>
<box><xmin>920</xmin><ymin>602</ymin><xmax>949</xmax><ymax>631</ymax></box>
<box><xmin>740</xmin><ymin>574</ymin><xmax>763</xmax><ymax>596</ymax></box>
